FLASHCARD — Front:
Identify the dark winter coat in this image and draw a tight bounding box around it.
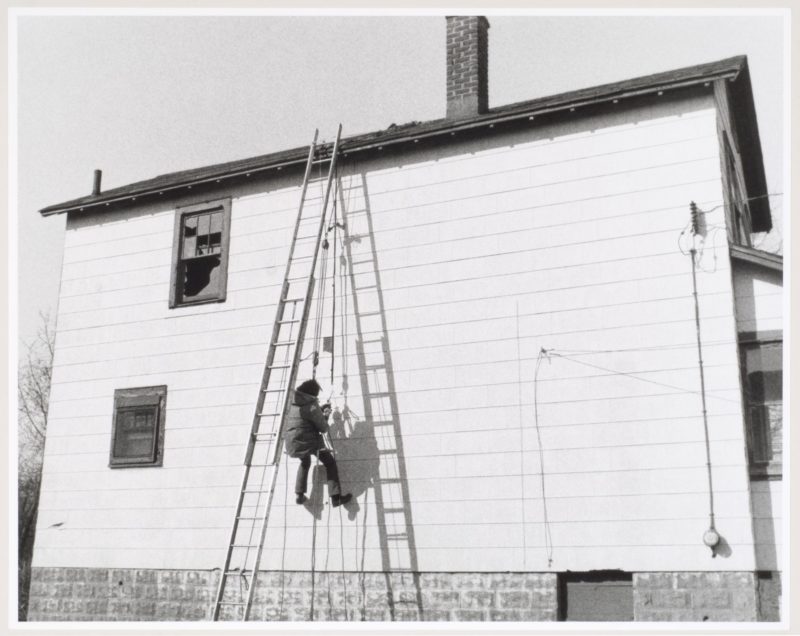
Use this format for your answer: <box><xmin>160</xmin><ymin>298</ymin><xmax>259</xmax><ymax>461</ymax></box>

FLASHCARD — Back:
<box><xmin>284</xmin><ymin>389</ymin><xmax>329</xmax><ymax>459</ymax></box>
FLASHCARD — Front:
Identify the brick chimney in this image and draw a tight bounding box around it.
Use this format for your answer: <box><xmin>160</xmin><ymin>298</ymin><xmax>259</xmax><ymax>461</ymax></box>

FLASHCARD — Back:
<box><xmin>446</xmin><ymin>15</ymin><xmax>490</xmax><ymax>119</ymax></box>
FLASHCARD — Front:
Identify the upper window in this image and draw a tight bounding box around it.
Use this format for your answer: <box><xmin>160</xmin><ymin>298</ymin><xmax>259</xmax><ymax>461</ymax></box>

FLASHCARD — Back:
<box><xmin>741</xmin><ymin>340</ymin><xmax>782</xmax><ymax>478</ymax></box>
<box><xmin>110</xmin><ymin>386</ymin><xmax>167</xmax><ymax>468</ymax></box>
<box><xmin>170</xmin><ymin>198</ymin><xmax>232</xmax><ymax>307</ymax></box>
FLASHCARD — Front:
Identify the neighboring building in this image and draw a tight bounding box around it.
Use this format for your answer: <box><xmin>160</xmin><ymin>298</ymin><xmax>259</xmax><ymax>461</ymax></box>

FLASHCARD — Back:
<box><xmin>28</xmin><ymin>16</ymin><xmax>783</xmax><ymax>622</ymax></box>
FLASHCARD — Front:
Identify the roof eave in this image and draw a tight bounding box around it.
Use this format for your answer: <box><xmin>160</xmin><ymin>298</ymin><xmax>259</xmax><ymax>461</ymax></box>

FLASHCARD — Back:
<box><xmin>39</xmin><ymin>56</ymin><xmax>746</xmax><ymax>217</ymax></box>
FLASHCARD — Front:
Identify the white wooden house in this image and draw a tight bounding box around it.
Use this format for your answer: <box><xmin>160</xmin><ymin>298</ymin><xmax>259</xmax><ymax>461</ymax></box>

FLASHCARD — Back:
<box><xmin>29</xmin><ymin>16</ymin><xmax>783</xmax><ymax>623</ymax></box>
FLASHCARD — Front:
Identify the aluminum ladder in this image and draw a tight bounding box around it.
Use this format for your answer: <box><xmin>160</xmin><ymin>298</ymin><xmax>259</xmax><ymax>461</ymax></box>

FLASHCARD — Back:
<box><xmin>342</xmin><ymin>175</ymin><xmax>424</xmax><ymax>619</ymax></box>
<box><xmin>211</xmin><ymin>124</ymin><xmax>342</xmax><ymax>621</ymax></box>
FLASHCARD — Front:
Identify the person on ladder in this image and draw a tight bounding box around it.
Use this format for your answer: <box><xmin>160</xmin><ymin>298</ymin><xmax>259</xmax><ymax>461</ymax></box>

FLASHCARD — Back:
<box><xmin>286</xmin><ymin>378</ymin><xmax>352</xmax><ymax>507</ymax></box>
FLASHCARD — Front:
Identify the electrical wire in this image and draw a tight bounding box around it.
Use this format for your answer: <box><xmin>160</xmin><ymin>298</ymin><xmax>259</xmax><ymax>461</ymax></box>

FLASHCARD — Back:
<box><xmin>692</xmin><ymin>191</ymin><xmax>783</xmax><ymax>216</ymax></box>
<box><xmin>515</xmin><ymin>303</ymin><xmax>528</xmax><ymax>569</ymax></box>
<box><xmin>533</xmin><ymin>347</ymin><xmax>554</xmax><ymax>568</ymax></box>
<box><xmin>688</xmin><ymin>233</ymin><xmax>717</xmax><ymax>548</ymax></box>
<box><xmin>546</xmin><ymin>351</ymin><xmax>741</xmax><ymax>405</ymax></box>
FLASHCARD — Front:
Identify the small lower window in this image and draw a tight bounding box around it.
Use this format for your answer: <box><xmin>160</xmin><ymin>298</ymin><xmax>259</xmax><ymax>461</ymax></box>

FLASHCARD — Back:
<box><xmin>110</xmin><ymin>386</ymin><xmax>167</xmax><ymax>467</ymax></box>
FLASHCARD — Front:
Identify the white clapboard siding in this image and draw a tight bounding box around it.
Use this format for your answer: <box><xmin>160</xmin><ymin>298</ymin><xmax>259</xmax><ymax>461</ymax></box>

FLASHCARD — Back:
<box><xmin>35</xmin><ymin>94</ymin><xmax>759</xmax><ymax>574</ymax></box>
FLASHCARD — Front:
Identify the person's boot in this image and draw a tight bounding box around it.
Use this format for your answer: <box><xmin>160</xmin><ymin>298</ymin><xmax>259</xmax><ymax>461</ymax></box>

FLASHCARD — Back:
<box><xmin>296</xmin><ymin>494</ymin><xmax>307</xmax><ymax>505</ymax></box>
<box><xmin>331</xmin><ymin>493</ymin><xmax>352</xmax><ymax>507</ymax></box>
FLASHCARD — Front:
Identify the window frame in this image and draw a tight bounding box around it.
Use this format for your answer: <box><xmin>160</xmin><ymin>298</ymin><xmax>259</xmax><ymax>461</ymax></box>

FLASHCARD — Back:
<box><xmin>169</xmin><ymin>198</ymin><xmax>232</xmax><ymax>308</ymax></box>
<box><xmin>109</xmin><ymin>385</ymin><xmax>167</xmax><ymax>468</ymax></box>
<box><xmin>739</xmin><ymin>334</ymin><xmax>782</xmax><ymax>480</ymax></box>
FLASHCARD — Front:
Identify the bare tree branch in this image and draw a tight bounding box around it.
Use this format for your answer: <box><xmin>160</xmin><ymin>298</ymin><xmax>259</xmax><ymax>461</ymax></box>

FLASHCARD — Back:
<box><xmin>18</xmin><ymin>313</ymin><xmax>54</xmax><ymax>621</ymax></box>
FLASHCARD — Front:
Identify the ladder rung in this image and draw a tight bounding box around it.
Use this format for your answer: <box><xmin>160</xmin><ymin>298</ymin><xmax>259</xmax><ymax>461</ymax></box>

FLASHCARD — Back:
<box><xmin>386</xmin><ymin>533</ymin><xmax>408</xmax><ymax>540</ymax></box>
<box><xmin>382</xmin><ymin>507</ymin><xmax>406</xmax><ymax>513</ymax></box>
<box><xmin>213</xmin><ymin>127</ymin><xmax>343</xmax><ymax>624</ymax></box>
<box><xmin>378</xmin><ymin>477</ymin><xmax>402</xmax><ymax>483</ymax></box>
<box><xmin>253</xmin><ymin>432</ymin><xmax>278</xmax><ymax>440</ymax></box>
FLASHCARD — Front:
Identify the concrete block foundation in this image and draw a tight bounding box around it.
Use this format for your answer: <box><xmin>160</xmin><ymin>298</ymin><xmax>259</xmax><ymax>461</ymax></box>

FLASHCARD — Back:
<box><xmin>27</xmin><ymin>568</ymin><xmax>774</xmax><ymax>622</ymax></box>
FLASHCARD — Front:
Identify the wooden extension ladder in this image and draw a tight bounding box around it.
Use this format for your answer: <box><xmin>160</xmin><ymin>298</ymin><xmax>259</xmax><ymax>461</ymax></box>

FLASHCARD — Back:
<box><xmin>211</xmin><ymin>125</ymin><xmax>342</xmax><ymax>621</ymax></box>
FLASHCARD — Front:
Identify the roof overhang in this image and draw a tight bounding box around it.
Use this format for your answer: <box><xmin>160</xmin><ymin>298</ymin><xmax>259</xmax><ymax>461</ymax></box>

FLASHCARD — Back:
<box><xmin>730</xmin><ymin>244</ymin><xmax>783</xmax><ymax>273</ymax></box>
<box><xmin>40</xmin><ymin>56</ymin><xmax>754</xmax><ymax>217</ymax></box>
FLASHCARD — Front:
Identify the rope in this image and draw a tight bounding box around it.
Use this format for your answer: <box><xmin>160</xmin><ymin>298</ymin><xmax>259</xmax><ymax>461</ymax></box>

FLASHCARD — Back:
<box><xmin>311</xmin><ymin>244</ymin><xmax>329</xmax><ymax>379</ymax></box>
<box><xmin>329</xmin><ymin>179</ymin><xmax>339</xmax><ymax>386</ymax></box>
<box><xmin>278</xmin><ymin>451</ymin><xmax>289</xmax><ymax>619</ymax></box>
<box><xmin>339</xmin><ymin>504</ymin><xmax>348</xmax><ymax>618</ymax></box>
<box><xmin>311</xmin><ymin>153</ymin><xmax>333</xmax><ymax>379</ymax></box>
<box><xmin>309</xmin><ymin>455</ymin><xmax>320</xmax><ymax>621</ymax></box>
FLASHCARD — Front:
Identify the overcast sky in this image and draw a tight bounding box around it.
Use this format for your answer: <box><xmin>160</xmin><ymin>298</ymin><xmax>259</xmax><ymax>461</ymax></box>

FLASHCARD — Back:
<box><xmin>13</xmin><ymin>11</ymin><xmax>786</xmax><ymax>347</ymax></box>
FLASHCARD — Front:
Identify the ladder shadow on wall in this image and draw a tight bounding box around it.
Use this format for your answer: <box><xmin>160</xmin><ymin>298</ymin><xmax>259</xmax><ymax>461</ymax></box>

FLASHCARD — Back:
<box><xmin>323</xmin><ymin>171</ymin><xmax>425</xmax><ymax>620</ymax></box>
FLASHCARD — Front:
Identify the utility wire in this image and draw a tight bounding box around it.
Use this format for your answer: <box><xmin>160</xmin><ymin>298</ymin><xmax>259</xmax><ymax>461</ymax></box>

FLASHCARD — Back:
<box><xmin>688</xmin><ymin>201</ymin><xmax>717</xmax><ymax>550</ymax></box>
<box><xmin>692</xmin><ymin>191</ymin><xmax>783</xmax><ymax>216</ymax></box>
<box><xmin>546</xmin><ymin>351</ymin><xmax>741</xmax><ymax>405</ymax></box>
<box><xmin>515</xmin><ymin>304</ymin><xmax>528</xmax><ymax>569</ymax></box>
<box><xmin>534</xmin><ymin>347</ymin><xmax>554</xmax><ymax>568</ymax></box>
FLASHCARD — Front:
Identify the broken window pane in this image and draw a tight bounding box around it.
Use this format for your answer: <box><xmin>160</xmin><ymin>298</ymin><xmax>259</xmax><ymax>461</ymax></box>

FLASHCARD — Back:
<box><xmin>183</xmin><ymin>255</ymin><xmax>221</xmax><ymax>298</ymax></box>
